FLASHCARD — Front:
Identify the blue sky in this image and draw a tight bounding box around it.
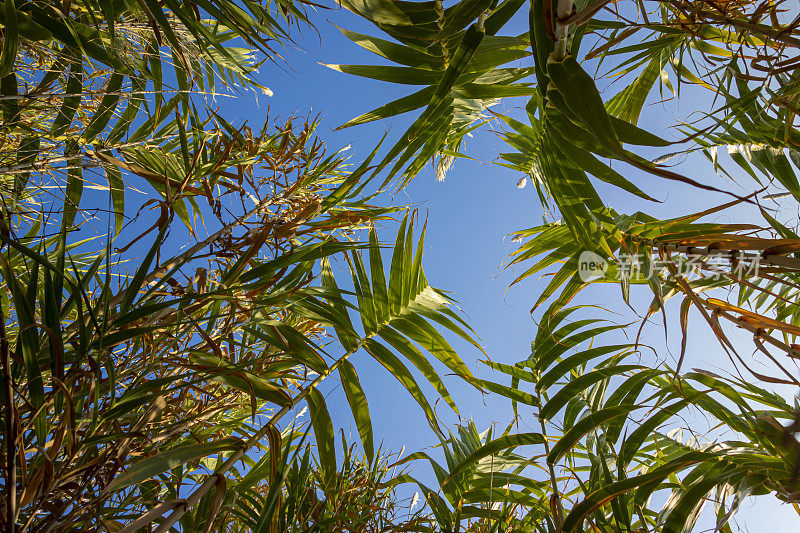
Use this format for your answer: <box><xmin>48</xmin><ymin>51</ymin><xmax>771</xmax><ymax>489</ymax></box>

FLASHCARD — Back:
<box><xmin>206</xmin><ymin>3</ymin><xmax>800</xmax><ymax>529</ymax></box>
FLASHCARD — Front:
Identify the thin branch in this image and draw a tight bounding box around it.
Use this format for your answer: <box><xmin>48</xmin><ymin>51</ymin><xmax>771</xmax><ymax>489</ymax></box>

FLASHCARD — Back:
<box><xmin>1</xmin><ymin>309</ymin><xmax>15</xmax><ymax>533</ymax></box>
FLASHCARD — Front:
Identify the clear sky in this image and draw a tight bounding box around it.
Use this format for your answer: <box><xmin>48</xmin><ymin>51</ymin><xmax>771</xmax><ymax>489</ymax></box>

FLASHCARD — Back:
<box><xmin>208</xmin><ymin>3</ymin><xmax>800</xmax><ymax>529</ymax></box>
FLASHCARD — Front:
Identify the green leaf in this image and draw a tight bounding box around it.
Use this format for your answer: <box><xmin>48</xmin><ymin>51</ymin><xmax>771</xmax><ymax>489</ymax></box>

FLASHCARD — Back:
<box><xmin>436</xmin><ymin>0</ymin><xmax>492</xmax><ymax>40</ymax></box>
<box><xmin>51</xmin><ymin>59</ymin><xmax>83</xmax><ymax>140</ymax></box>
<box><xmin>3</xmin><ymin>257</ymin><xmax>45</xmax><ymax>442</ymax></box>
<box><xmin>369</xmin><ymin>225</ymin><xmax>389</xmax><ymax>324</ymax></box>
<box><xmin>390</xmin><ymin>313</ymin><xmax>476</xmax><ymax>385</ymax></box>
<box><xmin>339</xmin><ymin>0</ymin><xmax>419</xmax><ymax>26</ymax></box>
<box><xmin>530</xmin><ymin>0</ymin><xmax>554</xmax><ymax>94</ymax></box>
<box><xmin>337</xmin><ymin>86</ymin><xmax>436</xmax><ymax>129</ymax></box>
<box><xmin>306</xmin><ymin>387</ymin><xmax>337</xmax><ymax>490</ymax></box>
<box><xmin>106</xmin><ymin>165</ymin><xmax>125</xmax><ymax>237</ymax></box>
<box><xmin>338</xmin><ymin>360</ymin><xmax>374</xmax><ymax>462</ymax></box>
<box><xmin>119</xmin><ymin>223</ymin><xmax>168</xmax><ymax>315</ymax></box>
<box><xmin>547</xmin><ymin>55</ymin><xmax>622</xmax><ymax>153</ymax></box>
<box><xmin>453</xmin><ymin>83</ymin><xmax>537</xmax><ymax>99</ymax></box>
<box><xmin>188</xmin><ymin>353</ymin><xmax>292</xmax><ymax>407</ymax></box>
<box><xmin>106</xmin><ymin>438</ymin><xmax>244</xmax><ymax>491</ymax></box>
<box><xmin>388</xmin><ymin>214</ymin><xmax>409</xmax><ymax>315</ymax></box>
<box><xmin>606</xmin><ymin>55</ymin><xmax>665</xmax><ymax>125</ymax></box>
<box><xmin>619</xmin><ymin>399</ymin><xmax>691</xmax><ymax>468</ymax></box>
<box><xmin>364</xmin><ymin>338</ymin><xmax>438</xmax><ymax>429</ymax></box>
<box><xmin>324</xmin><ymin>64</ymin><xmax>441</xmax><ymax>84</ymax></box>
<box><xmin>0</xmin><ymin>0</ymin><xmax>18</xmax><ymax>79</ymax></box>
<box><xmin>337</xmin><ymin>26</ymin><xmax>443</xmax><ymax>69</ymax></box>
<box><xmin>378</xmin><ymin>325</ymin><xmax>459</xmax><ymax>414</ymax></box>
<box><xmin>547</xmin><ymin>405</ymin><xmax>635</xmax><ymax>465</ymax></box>
<box><xmin>561</xmin><ymin>451</ymin><xmax>713</xmax><ymax>532</ymax></box>
<box><xmin>476</xmin><ymin>378</ymin><xmax>537</xmax><ymax>406</ymax></box>
<box><xmin>62</xmin><ymin>139</ymin><xmax>83</xmax><ymax>230</ymax></box>
<box><xmin>82</xmin><ymin>73</ymin><xmax>124</xmax><ymax>143</ymax></box>
<box><xmin>320</xmin><ymin>257</ymin><xmax>359</xmax><ymax>352</ymax></box>
<box><xmin>540</xmin><ymin>365</ymin><xmax>643</xmax><ymax>421</ymax></box>
<box><xmin>446</xmin><ymin>432</ymin><xmax>545</xmax><ymax>481</ymax></box>
<box><xmin>610</xmin><ymin>115</ymin><xmax>671</xmax><ymax>147</ymax></box>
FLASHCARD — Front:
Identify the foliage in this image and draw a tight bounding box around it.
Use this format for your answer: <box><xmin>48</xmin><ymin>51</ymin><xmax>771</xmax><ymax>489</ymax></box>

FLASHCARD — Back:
<box><xmin>330</xmin><ymin>0</ymin><xmax>800</xmax><ymax>531</ymax></box>
<box><xmin>3</xmin><ymin>0</ymin><xmax>800</xmax><ymax>531</ymax></box>
<box><xmin>0</xmin><ymin>1</ymin><xmax>481</xmax><ymax>531</ymax></box>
